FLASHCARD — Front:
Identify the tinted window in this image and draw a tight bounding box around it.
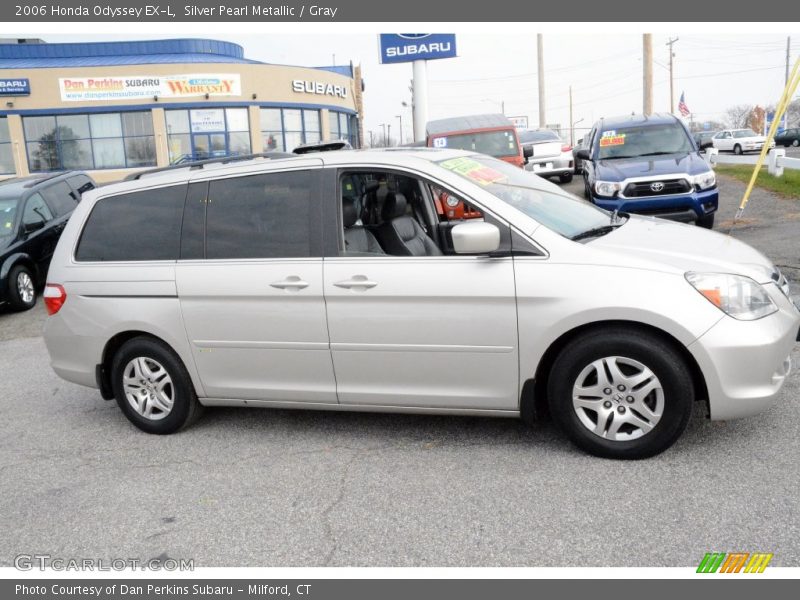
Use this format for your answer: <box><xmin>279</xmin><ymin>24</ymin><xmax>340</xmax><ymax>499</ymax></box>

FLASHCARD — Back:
<box><xmin>40</xmin><ymin>181</ymin><xmax>78</xmax><ymax>217</ymax></box>
<box><xmin>76</xmin><ymin>185</ymin><xmax>186</xmax><ymax>261</ymax></box>
<box><xmin>23</xmin><ymin>193</ymin><xmax>53</xmax><ymax>225</ymax></box>
<box><xmin>435</xmin><ymin>130</ymin><xmax>519</xmax><ymax>158</ymax></box>
<box><xmin>205</xmin><ymin>170</ymin><xmax>319</xmax><ymax>259</ymax></box>
<box><xmin>180</xmin><ymin>182</ymin><xmax>207</xmax><ymax>260</ymax></box>
<box><xmin>518</xmin><ymin>129</ymin><xmax>560</xmax><ymax>143</ymax></box>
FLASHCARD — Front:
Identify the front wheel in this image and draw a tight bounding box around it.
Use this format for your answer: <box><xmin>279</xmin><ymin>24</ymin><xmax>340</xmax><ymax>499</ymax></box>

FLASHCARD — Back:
<box><xmin>111</xmin><ymin>337</ymin><xmax>203</xmax><ymax>434</ymax></box>
<box><xmin>792</xmin><ymin>139</ymin><xmax>799</xmax><ymax>147</ymax></box>
<box><xmin>733</xmin><ymin>144</ymin><xmax>743</xmax><ymax>155</ymax></box>
<box><xmin>547</xmin><ymin>328</ymin><xmax>694</xmax><ymax>459</ymax></box>
<box><xmin>583</xmin><ymin>177</ymin><xmax>592</xmax><ymax>200</ymax></box>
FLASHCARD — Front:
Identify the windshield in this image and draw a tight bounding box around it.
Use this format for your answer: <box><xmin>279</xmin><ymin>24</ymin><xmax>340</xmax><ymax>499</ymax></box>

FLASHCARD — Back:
<box><xmin>597</xmin><ymin>122</ymin><xmax>693</xmax><ymax>159</ymax></box>
<box><xmin>436</xmin><ymin>155</ymin><xmax>614</xmax><ymax>239</ymax></box>
<box><xmin>733</xmin><ymin>129</ymin><xmax>759</xmax><ymax>138</ymax></box>
<box><xmin>0</xmin><ymin>197</ymin><xmax>19</xmax><ymax>238</ymax></box>
<box><xmin>518</xmin><ymin>129</ymin><xmax>560</xmax><ymax>143</ymax></box>
<box><xmin>434</xmin><ymin>130</ymin><xmax>519</xmax><ymax>158</ymax></box>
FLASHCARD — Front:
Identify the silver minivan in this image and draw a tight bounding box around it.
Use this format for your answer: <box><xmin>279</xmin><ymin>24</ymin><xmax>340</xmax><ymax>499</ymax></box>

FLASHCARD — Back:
<box><xmin>43</xmin><ymin>149</ymin><xmax>799</xmax><ymax>459</ymax></box>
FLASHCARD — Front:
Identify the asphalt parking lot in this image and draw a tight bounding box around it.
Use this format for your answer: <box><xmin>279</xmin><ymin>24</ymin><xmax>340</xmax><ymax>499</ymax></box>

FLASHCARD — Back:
<box><xmin>0</xmin><ymin>174</ymin><xmax>798</xmax><ymax>568</ymax></box>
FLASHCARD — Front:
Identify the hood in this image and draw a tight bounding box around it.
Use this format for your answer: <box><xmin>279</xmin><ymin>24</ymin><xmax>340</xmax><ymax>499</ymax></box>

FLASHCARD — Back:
<box><xmin>595</xmin><ymin>152</ymin><xmax>710</xmax><ymax>181</ymax></box>
<box><xmin>590</xmin><ymin>216</ymin><xmax>775</xmax><ymax>283</ymax></box>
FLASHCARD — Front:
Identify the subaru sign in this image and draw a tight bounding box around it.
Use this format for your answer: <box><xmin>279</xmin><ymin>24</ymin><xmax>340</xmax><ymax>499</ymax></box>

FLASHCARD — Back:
<box><xmin>379</xmin><ymin>34</ymin><xmax>457</xmax><ymax>64</ymax></box>
<box><xmin>0</xmin><ymin>78</ymin><xmax>30</xmax><ymax>96</ymax></box>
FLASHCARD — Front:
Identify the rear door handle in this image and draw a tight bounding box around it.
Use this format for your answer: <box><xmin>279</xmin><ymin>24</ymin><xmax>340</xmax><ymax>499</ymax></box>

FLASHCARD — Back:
<box><xmin>333</xmin><ymin>275</ymin><xmax>378</xmax><ymax>290</ymax></box>
<box><xmin>270</xmin><ymin>276</ymin><xmax>309</xmax><ymax>291</ymax></box>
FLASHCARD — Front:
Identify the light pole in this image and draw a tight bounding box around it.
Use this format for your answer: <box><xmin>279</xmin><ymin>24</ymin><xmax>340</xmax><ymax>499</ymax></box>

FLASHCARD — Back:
<box><xmin>482</xmin><ymin>98</ymin><xmax>505</xmax><ymax>114</ymax></box>
<box><xmin>396</xmin><ymin>114</ymin><xmax>403</xmax><ymax>145</ymax></box>
<box><xmin>571</xmin><ymin>117</ymin><xmax>584</xmax><ymax>148</ymax></box>
<box><xmin>387</xmin><ymin>124</ymin><xmax>392</xmax><ymax>146</ymax></box>
<box><xmin>380</xmin><ymin>123</ymin><xmax>387</xmax><ymax>146</ymax></box>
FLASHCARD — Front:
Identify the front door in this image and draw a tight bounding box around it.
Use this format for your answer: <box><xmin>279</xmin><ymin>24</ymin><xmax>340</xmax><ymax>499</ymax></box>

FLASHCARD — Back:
<box><xmin>323</xmin><ymin>170</ymin><xmax>520</xmax><ymax>411</ymax></box>
<box><xmin>176</xmin><ymin>162</ymin><xmax>336</xmax><ymax>403</ymax></box>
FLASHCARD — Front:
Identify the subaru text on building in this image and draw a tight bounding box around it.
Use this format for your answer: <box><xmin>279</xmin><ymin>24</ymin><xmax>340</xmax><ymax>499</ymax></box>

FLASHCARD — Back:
<box><xmin>578</xmin><ymin>114</ymin><xmax>719</xmax><ymax>228</ymax></box>
<box><xmin>43</xmin><ymin>149</ymin><xmax>799</xmax><ymax>459</ymax></box>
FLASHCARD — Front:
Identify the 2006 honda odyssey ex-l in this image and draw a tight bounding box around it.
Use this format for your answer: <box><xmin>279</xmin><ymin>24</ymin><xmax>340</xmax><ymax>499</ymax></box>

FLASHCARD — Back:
<box><xmin>43</xmin><ymin>149</ymin><xmax>800</xmax><ymax>459</ymax></box>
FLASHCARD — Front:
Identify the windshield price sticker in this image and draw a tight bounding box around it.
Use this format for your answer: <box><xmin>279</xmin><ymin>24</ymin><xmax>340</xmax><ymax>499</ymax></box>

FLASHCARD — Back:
<box><xmin>439</xmin><ymin>157</ymin><xmax>507</xmax><ymax>186</ymax></box>
<box><xmin>600</xmin><ymin>134</ymin><xmax>626</xmax><ymax>147</ymax></box>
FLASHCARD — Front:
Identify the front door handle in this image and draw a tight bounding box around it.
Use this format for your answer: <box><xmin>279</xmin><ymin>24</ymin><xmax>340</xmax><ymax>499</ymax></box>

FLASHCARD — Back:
<box><xmin>333</xmin><ymin>275</ymin><xmax>378</xmax><ymax>290</ymax></box>
<box><xmin>270</xmin><ymin>276</ymin><xmax>309</xmax><ymax>291</ymax></box>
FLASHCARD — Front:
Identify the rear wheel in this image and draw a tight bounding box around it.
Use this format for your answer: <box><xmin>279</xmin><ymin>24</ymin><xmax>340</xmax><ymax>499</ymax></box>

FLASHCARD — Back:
<box><xmin>547</xmin><ymin>328</ymin><xmax>693</xmax><ymax>459</ymax></box>
<box><xmin>7</xmin><ymin>264</ymin><xmax>36</xmax><ymax>311</ymax></box>
<box><xmin>111</xmin><ymin>337</ymin><xmax>203</xmax><ymax>434</ymax></box>
<box><xmin>560</xmin><ymin>172</ymin><xmax>574</xmax><ymax>184</ymax></box>
<box><xmin>697</xmin><ymin>213</ymin><xmax>715</xmax><ymax>229</ymax></box>
<box><xmin>733</xmin><ymin>144</ymin><xmax>743</xmax><ymax>155</ymax></box>
<box><xmin>792</xmin><ymin>139</ymin><xmax>799</xmax><ymax>147</ymax></box>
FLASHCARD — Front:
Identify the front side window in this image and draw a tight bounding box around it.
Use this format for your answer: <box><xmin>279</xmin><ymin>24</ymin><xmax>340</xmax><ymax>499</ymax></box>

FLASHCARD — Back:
<box><xmin>436</xmin><ymin>154</ymin><xmax>611</xmax><ymax>240</ymax></box>
<box><xmin>597</xmin><ymin>123</ymin><xmax>693</xmax><ymax>159</ymax></box>
<box><xmin>23</xmin><ymin>112</ymin><xmax>156</xmax><ymax>172</ymax></box>
<box><xmin>76</xmin><ymin>185</ymin><xmax>185</xmax><ymax>261</ymax></box>
<box><xmin>205</xmin><ymin>170</ymin><xmax>319</xmax><ymax>260</ymax></box>
<box><xmin>23</xmin><ymin>193</ymin><xmax>53</xmax><ymax>226</ymax></box>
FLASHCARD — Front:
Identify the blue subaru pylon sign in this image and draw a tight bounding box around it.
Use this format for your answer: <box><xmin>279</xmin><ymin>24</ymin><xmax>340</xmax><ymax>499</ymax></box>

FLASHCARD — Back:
<box><xmin>0</xmin><ymin>78</ymin><xmax>30</xmax><ymax>96</ymax></box>
<box><xmin>379</xmin><ymin>34</ymin><xmax>457</xmax><ymax>64</ymax></box>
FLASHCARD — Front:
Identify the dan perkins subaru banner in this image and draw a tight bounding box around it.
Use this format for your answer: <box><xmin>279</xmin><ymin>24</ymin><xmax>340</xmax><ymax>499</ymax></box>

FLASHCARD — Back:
<box><xmin>58</xmin><ymin>74</ymin><xmax>242</xmax><ymax>102</ymax></box>
<box><xmin>379</xmin><ymin>34</ymin><xmax>457</xmax><ymax>64</ymax></box>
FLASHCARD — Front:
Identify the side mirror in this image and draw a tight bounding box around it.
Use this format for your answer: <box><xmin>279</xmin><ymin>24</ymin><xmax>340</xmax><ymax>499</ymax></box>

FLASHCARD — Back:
<box><xmin>576</xmin><ymin>149</ymin><xmax>591</xmax><ymax>160</ymax></box>
<box><xmin>451</xmin><ymin>221</ymin><xmax>500</xmax><ymax>255</ymax></box>
<box><xmin>522</xmin><ymin>146</ymin><xmax>533</xmax><ymax>159</ymax></box>
<box><xmin>23</xmin><ymin>220</ymin><xmax>45</xmax><ymax>234</ymax></box>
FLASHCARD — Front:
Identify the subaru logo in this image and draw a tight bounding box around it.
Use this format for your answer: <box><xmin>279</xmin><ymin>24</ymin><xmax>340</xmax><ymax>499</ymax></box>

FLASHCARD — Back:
<box><xmin>650</xmin><ymin>181</ymin><xmax>665</xmax><ymax>192</ymax></box>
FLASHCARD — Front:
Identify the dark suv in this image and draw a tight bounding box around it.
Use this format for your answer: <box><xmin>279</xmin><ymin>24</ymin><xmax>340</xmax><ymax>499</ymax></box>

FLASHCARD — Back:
<box><xmin>1</xmin><ymin>172</ymin><xmax>95</xmax><ymax>311</ymax></box>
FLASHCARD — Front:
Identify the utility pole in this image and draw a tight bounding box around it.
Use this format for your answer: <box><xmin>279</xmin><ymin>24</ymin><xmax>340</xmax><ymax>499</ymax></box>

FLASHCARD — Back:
<box><xmin>380</xmin><ymin>123</ymin><xmax>386</xmax><ymax>146</ymax></box>
<box><xmin>396</xmin><ymin>114</ymin><xmax>403</xmax><ymax>145</ymax></box>
<box><xmin>787</xmin><ymin>36</ymin><xmax>792</xmax><ymax>85</ymax></box>
<box><xmin>643</xmin><ymin>34</ymin><xmax>653</xmax><ymax>116</ymax></box>
<box><xmin>368</xmin><ymin>130</ymin><xmax>374</xmax><ymax>147</ymax></box>
<box><xmin>387</xmin><ymin>123</ymin><xmax>392</xmax><ymax>146</ymax></box>
<box><xmin>537</xmin><ymin>34</ymin><xmax>546</xmax><ymax>127</ymax></box>
<box><xmin>666</xmin><ymin>37</ymin><xmax>678</xmax><ymax>114</ymax></box>
<box><xmin>501</xmin><ymin>100</ymin><xmax>505</xmax><ymax>115</ymax></box>
<box><xmin>569</xmin><ymin>85</ymin><xmax>574</xmax><ymax>146</ymax></box>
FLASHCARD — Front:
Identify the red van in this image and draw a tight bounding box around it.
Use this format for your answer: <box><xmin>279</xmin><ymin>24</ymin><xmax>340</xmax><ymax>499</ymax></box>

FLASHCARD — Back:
<box><xmin>426</xmin><ymin>114</ymin><xmax>524</xmax><ymax>168</ymax></box>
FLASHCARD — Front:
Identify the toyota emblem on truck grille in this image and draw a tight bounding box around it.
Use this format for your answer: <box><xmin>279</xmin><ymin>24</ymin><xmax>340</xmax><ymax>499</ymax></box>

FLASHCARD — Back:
<box><xmin>650</xmin><ymin>182</ymin><xmax>665</xmax><ymax>192</ymax></box>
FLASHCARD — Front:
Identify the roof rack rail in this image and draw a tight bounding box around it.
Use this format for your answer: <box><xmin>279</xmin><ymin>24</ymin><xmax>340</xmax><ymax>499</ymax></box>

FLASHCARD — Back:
<box><xmin>22</xmin><ymin>170</ymin><xmax>75</xmax><ymax>188</ymax></box>
<box><xmin>124</xmin><ymin>152</ymin><xmax>295</xmax><ymax>181</ymax></box>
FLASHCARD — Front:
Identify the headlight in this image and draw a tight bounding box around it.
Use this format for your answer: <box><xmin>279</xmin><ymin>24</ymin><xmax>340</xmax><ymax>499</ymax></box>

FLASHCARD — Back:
<box><xmin>446</xmin><ymin>196</ymin><xmax>459</xmax><ymax>207</ymax></box>
<box><xmin>594</xmin><ymin>181</ymin><xmax>621</xmax><ymax>197</ymax></box>
<box><xmin>692</xmin><ymin>171</ymin><xmax>716</xmax><ymax>190</ymax></box>
<box><xmin>685</xmin><ymin>272</ymin><xmax>778</xmax><ymax>320</ymax></box>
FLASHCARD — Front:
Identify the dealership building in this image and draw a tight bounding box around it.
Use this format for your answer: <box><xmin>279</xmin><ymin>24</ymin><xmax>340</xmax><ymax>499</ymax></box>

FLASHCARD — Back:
<box><xmin>0</xmin><ymin>38</ymin><xmax>363</xmax><ymax>181</ymax></box>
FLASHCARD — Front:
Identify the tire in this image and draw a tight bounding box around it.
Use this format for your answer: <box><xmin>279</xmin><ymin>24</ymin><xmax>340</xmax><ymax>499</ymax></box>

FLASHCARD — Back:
<box><xmin>733</xmin><ymin>144</ymin><xmax>743</xmax><ymax>155</ymax></box>
<box><xmin>7</xmin><ymin>264</ymin><xmax>37</xmax><ymax>311</ymax></box>
<box><xmin>111</xmin><ymin>337</ymin><xmax>203</xmax><ymax>434</ymax></box>
<box><xmin>559</xmin><ymin>172</ymin><xmax>574</xmax><ymax>184</ymax></box>
<box><xmin>792</xmin><ymin>139</ymin><xmax>799</xmax><ymax>147</ymax></box>
<box><xmin>583</xmin><ymin>177</ymin><xmax>592</xmax><ymax>200</ymax></box>
<box><xmin>547</xmin><ymin>328</ymin><xmax>694</xmax><ymax>459</ymax></box>
<box><xmin>697</xmin><ymin>213</ymin><xmax>715</xmax><ymax>229</ymax></box>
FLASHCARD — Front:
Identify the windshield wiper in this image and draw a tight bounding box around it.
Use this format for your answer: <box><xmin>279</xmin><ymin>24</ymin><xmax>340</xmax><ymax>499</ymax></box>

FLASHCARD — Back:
<box><xmin>637</xmin><ymin>151</ymin><xmax>683</xmax><ymax>156</ymax></box>
<box><xmin>570</xmin><ymin>224</ymin><xmax>622</xmax><ymax>242</ymax></box>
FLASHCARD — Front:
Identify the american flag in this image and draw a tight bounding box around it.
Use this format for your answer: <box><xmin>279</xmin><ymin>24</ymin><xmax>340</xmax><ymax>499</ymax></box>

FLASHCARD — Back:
<box><xmin>678</xmin><ymin>92</ymin><xmax>691</xmax><ymax>117</ymax></box>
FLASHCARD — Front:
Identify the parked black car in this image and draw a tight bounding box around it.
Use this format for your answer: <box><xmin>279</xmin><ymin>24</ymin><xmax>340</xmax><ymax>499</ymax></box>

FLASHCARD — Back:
<box><xmin>693</xmin><ymin>131</ymin><xmax>717</xmax><ymax>150</ymax></box>
<box><xmin>1</xmin><ymin>172</ymin><xmax>95</xmax><ymax>311</ymax></box>
<box><xmin>774</xmin><ymin>127</ymin><xmax>800</xmax><ymax>147</ymax></box>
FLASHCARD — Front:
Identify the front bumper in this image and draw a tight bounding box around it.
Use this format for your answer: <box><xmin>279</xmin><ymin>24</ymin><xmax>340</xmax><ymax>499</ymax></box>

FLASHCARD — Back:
<box><xmin>592</xmin><ymin>187</ymin><xmax>719</xmax><ymax>223</ymax></box>
<box><xmin>688</xmin><ymin>287</ymin><xmax>800</xmax><ymax>420</ymax></box>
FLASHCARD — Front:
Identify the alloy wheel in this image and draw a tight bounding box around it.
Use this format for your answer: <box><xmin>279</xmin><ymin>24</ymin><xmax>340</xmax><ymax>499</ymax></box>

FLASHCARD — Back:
<box><xmin>571</xmin><ymin>356</ymin><xmax>664</xmax><ymax>441</ymax></box>
<box><xmin>122</xmin><ymin>357</ymin><xmax>175</xmax><ymax>421</ymax></box>
<box><xmin>16</xmin><ymin>271</ymin><xmax>34</xmax><ymax>304</ymax></box>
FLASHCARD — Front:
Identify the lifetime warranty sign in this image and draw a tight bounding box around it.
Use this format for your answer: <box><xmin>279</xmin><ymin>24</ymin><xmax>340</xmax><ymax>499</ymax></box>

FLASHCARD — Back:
<box><xmin>58</xmin><ymin>74</ymin><xmax>242</xmax><ymax>102</ymax></box>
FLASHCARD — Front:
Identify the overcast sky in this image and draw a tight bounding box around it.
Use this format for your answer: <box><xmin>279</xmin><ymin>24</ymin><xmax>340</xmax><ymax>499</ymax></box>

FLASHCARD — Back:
<box><xmin>42</xmin><ymin>32</ymin><xmax>800</xmax><ymax>144</ymax></box>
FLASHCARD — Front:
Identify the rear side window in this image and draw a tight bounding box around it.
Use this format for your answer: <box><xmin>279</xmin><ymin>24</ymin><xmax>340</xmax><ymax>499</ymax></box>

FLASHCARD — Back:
<box><xmin>40</xmin><ymin>181</ymin><xmax>78</xmax><ymax>217</ymax></box>
<box><xmin>205</xmin><ymin>170</ymin><xmax>320</xmax><ymax>259</ymax></box>
<box><xmin>76</xmin><ymin>185</ymin><xmax>186</xmax><ymax>262</ymax></box>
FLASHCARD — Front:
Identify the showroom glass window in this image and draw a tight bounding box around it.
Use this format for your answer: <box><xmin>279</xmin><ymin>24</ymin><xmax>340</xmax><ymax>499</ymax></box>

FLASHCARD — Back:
<box><xmin>259</xmin><ymin>108</ymin><xmax>321</xmax><ymax>152</ymax></box>
<box><xmin>0</xmin><ymin>117</ymin><xmax>13</xmax><ymax>174</ymax></box>
<box><xmin>166</xmin><ymin>108</ymin><xmax>251</xmax><ymax>164</ymax></box>
<box><xmin>23</xmin><ymin>112</ymin><xmax>156</xmax><ymax>172</ymax></box>
<box><xmin>329</xmin><ymin>111</ymin><xmax>358</xmax><ymax>147</ymax></box>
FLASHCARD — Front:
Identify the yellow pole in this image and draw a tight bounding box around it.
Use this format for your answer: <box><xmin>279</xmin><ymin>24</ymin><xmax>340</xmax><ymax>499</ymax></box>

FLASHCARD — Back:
<box><xmin>734</xmin><ymin>57</ymin><xmax>800</xmax><ymax>223</ymax></box>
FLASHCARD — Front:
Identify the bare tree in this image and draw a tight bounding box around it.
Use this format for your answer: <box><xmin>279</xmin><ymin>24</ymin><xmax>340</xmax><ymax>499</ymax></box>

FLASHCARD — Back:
<box><xmin>724</xmin><ymin>104</ymin><xmax>754</xmax><ymax>129</ymax></box>
<box><xmin>786</xmin><ymin>99</ymin><xmax>800</xmax><ymax>128</ymax></box>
